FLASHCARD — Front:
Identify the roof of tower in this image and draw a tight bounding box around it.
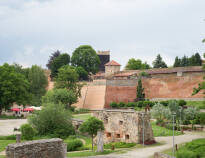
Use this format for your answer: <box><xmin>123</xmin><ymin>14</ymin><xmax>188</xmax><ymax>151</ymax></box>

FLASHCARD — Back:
<box><xmin>105</xmin><ymin>60</ymin><xmax>121</xmax><ymax>66</ymax></box>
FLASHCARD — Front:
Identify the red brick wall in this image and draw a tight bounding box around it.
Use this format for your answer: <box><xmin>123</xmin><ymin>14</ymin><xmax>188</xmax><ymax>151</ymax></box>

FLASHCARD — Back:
<box><xmin>105</xmin><ymin>72</ymin><xmax>204</xmax><ymax>107</ymax></box>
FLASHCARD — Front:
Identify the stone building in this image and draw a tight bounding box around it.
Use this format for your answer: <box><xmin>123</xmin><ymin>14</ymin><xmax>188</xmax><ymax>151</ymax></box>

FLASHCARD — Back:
<box><xmin>105</xmin><ymin>60</ymin><xmax>121</xmax><ymax>77</ymax></box>
<box><xmin>97</xmin><ymin>50</ymin><xmax>110</xmax><ymax>72</ymax></box>
<box><xmin>93</xmin><ymin>109</ymin><xmax>155</xmax><ymax>144</ymax></box>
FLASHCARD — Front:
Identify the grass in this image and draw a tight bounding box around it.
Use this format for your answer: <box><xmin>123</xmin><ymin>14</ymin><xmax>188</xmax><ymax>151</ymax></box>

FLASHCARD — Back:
<box><xmin>151</xmin><ymin>122</ymin><xmax>182</xmax><ymax>137</ymax></box>
<box><xmin>186</xmin><ymin>101</ymin><xmax>205</xmax><ymax>109</ymax></box>
<box><xmin>0</xmin><ymin>156</ymin><xmax>5</xmax><ymax>158</ymax></box>
<box><xmin>0</xmin><ymin>140</ymin><xmax>16</xmax><ymax>152</ymax></box>
<box><xmin>67</xmin><ymin>150</ymin><xmax>117</xmax><ymax>157</ymax></box>
<box><xmin>73</xmin><ymin>113</ymin><xmax>91</xmax><ymax>121</ymax></box>
<box><xmin>0</xmin><ymin>114</ymin><xmax>22</xmax><ymax>120</ymax></box>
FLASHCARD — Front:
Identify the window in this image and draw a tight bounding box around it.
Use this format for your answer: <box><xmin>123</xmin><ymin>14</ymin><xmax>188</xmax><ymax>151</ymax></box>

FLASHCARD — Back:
<box><xmin>116</xmin><ymin>134</ymin><xmax>120</xmax><ymax>138</ymax></box>
<box><xmin>125</xmin><ymin>134</ymin><xmax>129</xmax><ymax>139</ymax></box>
<box><xmin>107</xmin><ymin>132</ymin><xmax>111</xmax><ymax>138</ymax></box>
<box><xmin>119</xmin><ymin>121</ymin><xmax>123</xmax><ymax>125</ymax></box>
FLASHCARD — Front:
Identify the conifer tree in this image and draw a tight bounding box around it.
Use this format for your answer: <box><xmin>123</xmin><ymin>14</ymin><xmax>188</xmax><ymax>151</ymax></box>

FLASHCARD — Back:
<box><xmin>136</xmin><ymin>79</ymin><xmax>145</xmax><ymax>101</ymax></box>
<box><xmin>152</xmin><ymin>54</ymin><xmax>168</xmax><ymax>68</ymax></box>
<box><xmin>173</xmin><ymin>56</ymin><xmax>181</xmax><ymax>67</ymax></box>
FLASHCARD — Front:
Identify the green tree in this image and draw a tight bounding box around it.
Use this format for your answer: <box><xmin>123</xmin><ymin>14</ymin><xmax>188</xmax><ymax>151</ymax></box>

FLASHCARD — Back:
<box><xmin>29</xmin><ymin>102</ymin><xmax>75</xmax><ymax>138</ymax></box>
<box><xmin>50</xmin><ymin>53</ymin><xmax>70</xmax><ymax>78</ymax></box>
<box><xmin>75</xmin><ymin>66</ymin><xmax>88</xmax><ymax>80</ymax></box>
<box><xmin>46</xmin><ymin>50</ymin><xmax>61</xmax><ymax>69</ymax></box>
<box><xmin>79</xmin><ymin>117</ymin><xmax>104</xmax><ymax>151</ymax></box>
<box><xmin>42</xmin><ymin>88</ymin><xmax>77</xmax><ymax>109</ymax></box>
<box><xmin>173</xmin><ymin>56</ymin><xmax>181</xmax><ymax>67</ymax></box>
<box><xmin>136</xmin><ymin>79</ymin><xmax>145</xmax><ymax>101</ymax></box>
<box><xmin>181</xmin><ymin>55</ymin><xmax>189</xmax><ymax>67</ymax></box>
<box><xmin>0</xmin><ymin>63</ymin><xmax>30</xmax><ymax>115</ymax></box>
<box><xmin>71</xmin><ymin>45</ymin><xmax>100</xmax><ymax>74</ymax></box>
<box><xmin>27</xmin><ymin>65</ymin><xmax>48</xmax><ymax>106</ymax></box>
<box><xmin>125</xmin><ymin>58</ymin><xmax>150</xmax><ymax>70</ymax></box>
<box><xmin>152</xmin><ymin>54</ymin><xmax>168</xmax><ymax>68</ymax></box>
<box><xmin>55</xmin><ymin>65</ymin><xmax>82</xmax><ymax>98</ymax></box>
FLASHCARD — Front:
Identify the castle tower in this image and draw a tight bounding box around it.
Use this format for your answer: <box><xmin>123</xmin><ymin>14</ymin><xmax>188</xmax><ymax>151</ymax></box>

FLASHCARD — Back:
<box><xmin>97</xmin><ymin>50</ymin><xmax>110</xmax><ymax>72</ymax></box>
<box><xmin>105</xmin><ymin>60</ymin><xmax>121</xmax><ymax>77</ymax></box>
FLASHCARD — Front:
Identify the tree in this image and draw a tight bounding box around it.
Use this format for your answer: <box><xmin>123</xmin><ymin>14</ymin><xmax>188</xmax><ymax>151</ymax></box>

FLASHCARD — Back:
<box><xmin>181</xmin><ymin>55</ymin><xmax>189</xmax><ymax>67</ymax></box>
<box><xmin>136</xmin><ymin>79</ymin><xmax>145</xmax><ymax>101</ymax></box>
<box><xmin>50</xmin><ymin>53</ymin><xmax>70</xmax><ymax>78</ymax></box>
<box><xmin>29</xmin><ymin>102</ymin><xmax>75</xmax><ymax>138</ymax></box>
<box><xmin>152</xmin><ymin>54</ymin><xmax>168</xmax><ymax>68</ymax></box>
<box><xmin>75</xmin><ymin>66</ymin><xmax>88</xmax><ymax>80</ymax></box>
<box><xmin>42</xmin><ymin>88</ymin><xmax>77</xmax><ymax>109</ymax></box>
<box><xmin>173</xmin><ymin>56</ymin><xmax>181</xmax><ymax>67</ymax></box>
<box><xmin>46</xmin><ymin>50</ymin><xmax>61</xmax><ymax>69</ymax></box>
<box><xmin>71</xmin><ymin>45</ymin><xmax>100</xmax><ymax>74</ymax></box>
<box><xmin>55</xmin><ymin>65</ymin><xmax>82</xmax><ymax>98</ymax></box>
<box><xmin>0</xmin><ymin>63</ymin><xmax>30</xmax><ymax>115</ymax></box>
<box><xmin>79</xmin><ymin>117</ymin><xmax>104</xmax><ymax>151</ymax></box>
<box><xmin>27</xmin><ymin>65</ymin><xmax>48</xmax><ymax>106</ymax></box>
<box><xmin>125</xmin><ymin>58</ymin><xmax>150</xmax><ymax>70</ymax></box>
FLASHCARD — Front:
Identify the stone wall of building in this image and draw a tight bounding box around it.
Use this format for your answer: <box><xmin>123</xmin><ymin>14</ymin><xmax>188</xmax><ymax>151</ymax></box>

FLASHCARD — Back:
<box><xmin>6</xmin><ymin>138</ymin><xmax>66</xmax><ymax>158</ymax></box>
<box><xmin>105</xmin><ymin>72</ymin><xmax>204</xmax><ymax>107</ymax></box>
<box><xmin>93</xmin><ymin>109</ymin><xmax>155</xmax><ymax>144</ymax></box>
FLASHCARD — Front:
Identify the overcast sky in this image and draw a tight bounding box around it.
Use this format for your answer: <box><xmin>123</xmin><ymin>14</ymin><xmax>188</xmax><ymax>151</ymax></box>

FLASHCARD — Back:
<box><xmin>0</xmin><ymin>0</ymin><xmax>205</xmax><ymax>69</ymax></box>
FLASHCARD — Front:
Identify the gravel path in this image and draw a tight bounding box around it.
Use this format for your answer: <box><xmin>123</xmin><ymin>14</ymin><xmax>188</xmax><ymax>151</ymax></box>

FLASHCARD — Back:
<box><xmin>86</xmin><ymin>132</ymin><xmax>205</xmax><ymax>158</ymax></box>
<box><xmin>0</xmin><ymin>119</ymin><xmax>27</xmax><ymax>136</ymax></box>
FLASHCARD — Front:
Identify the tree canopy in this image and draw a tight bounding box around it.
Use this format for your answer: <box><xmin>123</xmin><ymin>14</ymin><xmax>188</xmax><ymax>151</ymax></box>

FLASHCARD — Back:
<box><xmin>125</xmin><ymin>58</ymin><xmax>150</xmax><ymax>70</ymax></box>
<box><xmin>152</xmin><ymin>54</ymin><xmax>168</xmax><ymax>68</ymax></box>
<box><xmin>0</xmin><ymin>63</ymin><xmax>30</xmax><ymax>114</ymax></box>
<box><xmin>71</xmin><ymin>45</ymin><xmax>100</xmax><ymax>74</ymax></box>
<box><xmin>46</xmin><ymin>50</ymin><xmax>61</xmax><ymax>69</ymax></box>
<box><xmin>136</xmin><ymin>78</ymin><xmax>145</xmax><ymax>101</ymax></box>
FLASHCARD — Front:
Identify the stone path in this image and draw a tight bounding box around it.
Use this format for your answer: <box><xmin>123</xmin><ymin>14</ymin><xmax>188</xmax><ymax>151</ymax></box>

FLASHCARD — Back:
<box><xmin>86</xmin><ymin>132</ymin><xmax>205</xmax><ymax>158</ymax></box>
<box><xmin>0</xmin><ymin>119</ymin><xmax>27</xmax><ymax>136</ymax></box>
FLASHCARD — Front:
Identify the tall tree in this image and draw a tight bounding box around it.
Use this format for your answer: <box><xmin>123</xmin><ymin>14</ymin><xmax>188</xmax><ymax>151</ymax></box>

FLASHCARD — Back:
<box><xmin>173</xmin><ymin>56</ymin><xmax>181</xmax><ymax>67</ymax></box>
<box><xmin>46</xmin><ymin>50</ymin><xmax>61</xmax><ymax>69</ymax></box>
<box><xmin>0</xmin><ymin>63</ymin><xmax>30</xmax><ymax>115</ymax></box>
<box><xmin>28</xmin><ymin>65</ymin><xmax>48</xmax><ymax>106</ymax></box>
<box><xmin>136</xmin><ymin>79</ymin><xmax>145</xmax><ymax>101</ymax></box>
<box><xmin>181</xmin><ymin>55</ymin><xmax>189</xmax><ymax>66</ymax></box>
<box><xmin>50</xmin><ymin>53</ymin><xmax>70</xmax><ymax>78</ymax></box>
<box><xmin>152</xmin><ymin>54</ymin><xmax>168</xmax><ymax>68</ymax></box>
<box><xmin>55</xmin><ymin>65</ymin><xmax>82</xmax><ymax>98</ymax></box>
<box><xmin>79</xmin><ymin>117</ymin><xmax>104</xmax><ymax>151</ymax></box>
<box><xmin>125</xmin><ymin>58</ymin><xmax>150</xmax><ymax>70</ymax></box>
<box><xmin>194</xmin><ymin>53</ymin><xmax>202</xmax><ymax>66</ymax></box>
<box><xmin>75</xmin><ymin>66</ymin><xmax>88</xmax><ymax>81</ymax></box>
<box><xmin>71</xmin><ymin>45</ymin><xmax>100</xmax><ymax>74</ymax></box>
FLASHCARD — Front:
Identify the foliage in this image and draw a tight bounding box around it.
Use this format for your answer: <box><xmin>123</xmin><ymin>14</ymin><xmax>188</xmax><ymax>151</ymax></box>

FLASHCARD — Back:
<box><xmin>0</xmin><ymin>114</ymin><xmax>22</xmax><ymax>119</ymax></box>
<box><xmin>125</xmin><ymin>58</ymin><xmax>150</xmax><ymax>70</ymax></box>
<box><xmin>0</xmin><ymin>135</ymin><xmax>16</xmax><ymax>140</ymax></box>
<box><xmin>20</xmin><ymin>124</ymin><xmax>35</xmax><ymax>140</ymax></box>
<box><xmin>71</xmin><ymin>45</ymin><xmax>100</xmax><ymax>74</ymax></box>
<box><xmin>178</xmin><ymin>99</ymin><xmax>187</xmax><ymax>107</ymax></box>
<box><xmin>186</xmin><ymin>101</ymin><xmax>205</xmax><ymax>109</ymax></box>
<box><xmin>136</xmin><ymin>79</ymin><xmax>145</xmax><ymax>101</ymax></box>
<box><xmin>66</xmin><ymin>150</ymin><xmax>116</xmax><ymax>157</ymax></box>
<box><xmin>79</xmin><ymin>117</ymin><xmax>104</xmax><ymax>151</ymax></box>
<box><xmin>73</xmin><ymin>113</ymin><xmax>91</xmax><ymax>121</ymax></box>
<box><xmin>104</xmin><ymin>142</ymin><xmax>136</xmax><ymax>149</ymax></box>
<box><xmin>176</xmin><ymin>138</ymin><xmax>205</xmax><ymax>158</ymax></box>
<box><xmin>174</xmin><ymin>53</ymin><xmax>202</xmax><ymax>67</ymax></box>
<box><xmin>42</xmin><ymin>88</ymin><xmax>77</xmax><ymax>109</ymax></box>
<box><xmin>46</xmin><ymin>50</ymin><xmax>61</xmax><ymax>69</ymax></box>
<box><xmin>0</xmin><ymin>63</ymin><xmax>30</xmax><ymax>114</ymax></box>
<box><xmin>152</xmin><ymin>54</ymin><xmax>168</xmax><ymax>68</ymax></box>
<box><xmin>75</xmin><ymin>66</ymin><xmax>88</xmax><ymax>81</ymax></box>
<box><xmin>27</xmin><ymin>65</ymin><xmax>48</xmax><ymax>106</ymax></box>
<box><xmin>184</xmin><ymin>107</ymin><xmax>198</xmax><ymax>123</ymax></box>
<box><xmin>73</xmin><ymin>108</ymin><xmax>90</xmax><ymax>114</ymax></box>
<box><xmin>109</xmin><ymin>101</ymin><xmax>155</xmax><ymax>108</ymax></box>
<box><xmin>50</xmin><ymin>53</ymin><xmax>70</xmax><ymax>78</ymax></box>
<box><xmin>54</xmin><ymin>65</ymin><xmax>82</xmax><ymax>98</ymax></box>
<box><xmin>66</xmin><ymin>139</ymin><xmax>83</xmax><ymax>151</ymax></box>
<box><xmin>151</xmin><ymin>103</ymin><xmax>171</xmax><ymax>122</ymax></box>
<box><xmin>29</xmin><ymin>103</ymin><xmax>75</xmax><ymax>138</ymax></box>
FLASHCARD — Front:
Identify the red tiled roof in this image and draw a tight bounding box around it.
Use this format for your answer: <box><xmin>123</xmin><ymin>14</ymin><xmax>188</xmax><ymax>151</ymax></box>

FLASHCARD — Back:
<box><xmin>105</xmin><ymin>60</ymin><xmax>121</xmax><ymax>66</ymax></box>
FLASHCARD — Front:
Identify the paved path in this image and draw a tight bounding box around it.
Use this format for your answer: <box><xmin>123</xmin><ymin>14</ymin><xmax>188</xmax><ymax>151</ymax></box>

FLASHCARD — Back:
<box><xmin>85</xmin><ymin>132</ymin><xmax>205</xmax><ymax>158</ymax></box>
<box><xmin>0</xmin><ymin>119</ymin><xmax>27</xmax><ymax>136</ymax></box>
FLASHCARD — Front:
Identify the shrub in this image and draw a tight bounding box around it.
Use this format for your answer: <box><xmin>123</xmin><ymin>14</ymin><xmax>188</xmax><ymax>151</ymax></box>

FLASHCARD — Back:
<box><xmin>104</xmin><ymin>142</ymin><xmax>136</xmax><ymax>149</ymax></box>
<box><xmin>126</xmin><ymin>102</ymin><xmax>135</xmax><ymax>107</ymax></box>
<box><xmin>29</xmin><ymin>103</ymin><xmax>75</xmax><ymax>138</ymax></box>
<box><xmin>118</xmin><ymin>102</ymin><xmax>125</xmax><ymax>107</ymax></box>
<box><xmin>110</xmin><ymin>102</ymin><xmax>118</xmax><ymax>108</ymax></box>
<box><xmin>66</xmin><ymin>139</ymin><xmax>83</xmax><ymax>151</ymax></box>
<box><xmin>20</xmin><ymin>124</ymin><xmax>35</xmax><ymax>140</ymax></box>
<box><xmin>0</xmin><ymin>135</ymin><xmax>16</xmax><ymax>140</ymax></box>
<box><xmin>178</xmin><ymin>100</ymin><xmax>187</xmax><ymax>107</ymax></box>
<box><xmin>176</xmin><ymin>150</ymin><xmax>196</xmax><ymax>158</ymax></box>
<box><xmin>160</xmin><ymin>100</ymin><xmax>169</xmax><ymax>106</ymax></box>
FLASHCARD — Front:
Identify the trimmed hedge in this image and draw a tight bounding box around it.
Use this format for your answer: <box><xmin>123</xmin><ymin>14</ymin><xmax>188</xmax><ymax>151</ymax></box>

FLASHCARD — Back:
<box><xmin>66</xmin><ymin>139</ymin><xmax>83</xmax><ymax>151</ymax></box>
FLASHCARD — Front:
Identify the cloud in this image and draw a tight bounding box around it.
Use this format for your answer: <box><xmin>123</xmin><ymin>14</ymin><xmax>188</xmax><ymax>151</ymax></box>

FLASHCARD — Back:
<box><xmin>0</xmin><ymin>0</ymin><xmax>205</xmax><ymax>68</ymax></box>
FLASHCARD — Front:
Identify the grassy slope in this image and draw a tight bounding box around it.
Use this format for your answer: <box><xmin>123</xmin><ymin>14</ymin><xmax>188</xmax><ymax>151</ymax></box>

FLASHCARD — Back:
<box><xmin>73</xmin><ymin>113</ymin><xmax>91</xmax><ymax>121</ymax></box>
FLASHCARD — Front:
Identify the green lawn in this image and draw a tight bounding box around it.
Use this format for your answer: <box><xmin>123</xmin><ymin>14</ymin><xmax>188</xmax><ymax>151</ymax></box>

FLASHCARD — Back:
<box><xmin>0</xmin><ymin>140</ymin><xmax>15</xmax><ymax>152</ymax></box>
<box><xmin>73</xmin><ymin>113</ymin><xmax>91</xmax><ymax>121</ymax></box>
<box><xmin>151</xmin><ymin>122</ymin><xmax>182</xmax><ymax>137</ymax></box>
<box><xmin>0</xmin><ymin>156</ymin><xmax>5</xmax><ymax>158</ymax></box>
<box><xmin>67</xmin><ymin>150</ymin><xmax>117</xmax><ymax>157</ymax></box>
<box><xmin>186</xmin><ymin>101</ymin><xmax>205</xmax><ymax>109</ymax></box>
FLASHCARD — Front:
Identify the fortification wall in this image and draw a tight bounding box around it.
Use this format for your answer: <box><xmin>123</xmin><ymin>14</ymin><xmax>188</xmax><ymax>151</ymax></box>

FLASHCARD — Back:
<box><xmin>105</xmin><ymin>72</ymin><xmax>204</xmax><ymax>107</ymax></box>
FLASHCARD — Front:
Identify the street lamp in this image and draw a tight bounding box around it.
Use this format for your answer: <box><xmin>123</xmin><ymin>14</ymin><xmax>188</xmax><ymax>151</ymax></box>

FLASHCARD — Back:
<box><xmin>172</xmin><ymin>113</ymin><xmax>176</xmax><ymax>157</ymax></box>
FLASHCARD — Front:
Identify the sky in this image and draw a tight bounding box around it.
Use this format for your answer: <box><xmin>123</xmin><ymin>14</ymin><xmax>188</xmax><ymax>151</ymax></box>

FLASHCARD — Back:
<box><xmin>0</xmin><ymin>0</ymin><xmax>205</xmax><ymax>69</ymax></box>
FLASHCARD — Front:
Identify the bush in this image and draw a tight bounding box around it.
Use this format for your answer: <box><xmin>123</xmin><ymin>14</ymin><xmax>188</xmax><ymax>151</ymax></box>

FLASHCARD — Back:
<box><xmin>104</xmin><ymin>142</ymin><xmax>136</xmax><ymax>149</ymax></box>
<box><xmin>66</xmin><ymin>139</ymin><xmax>83</xmax><ymax>151</ymax></box>
<box><xmin>29</xmin><ymin>103</ymin><xmax>75</xmax><ymax>138</ymax></box>
<box><xmin>110</xmin><ymin>102</ymin><xmax>118</xmax><ymax>108</ymax></box>
<box><xmin>0</xmin><ymin>135</ymin><xmax>16</xmax><ymax>140</ymax></box>
<box><xmin>126</xmin><ymin>102</ymin><xmax>135</xmax><ymax>107</ymax></box>
<box><xmin>178</xmin><ymin>100</ymin><xmax>187</xmax><ymax>107</ymax></box>
<box><xmin>20</xmin><ymin>124</ymin><xmax>35</xmax><ymax>140</ymax></box>
<box><xmin>118</xmin><ymin>102</ymin><xmax>125</xmax><ymax>107</ymax></box>
<box><xmin>176</xmin><ymin>150</ymin><xmax>196</xmax><ymax>158</ymax></box>
<box><xmin>160</xmin><ymin>100</ymin><xmax>169</xmax><ymax>106</ymax></box>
